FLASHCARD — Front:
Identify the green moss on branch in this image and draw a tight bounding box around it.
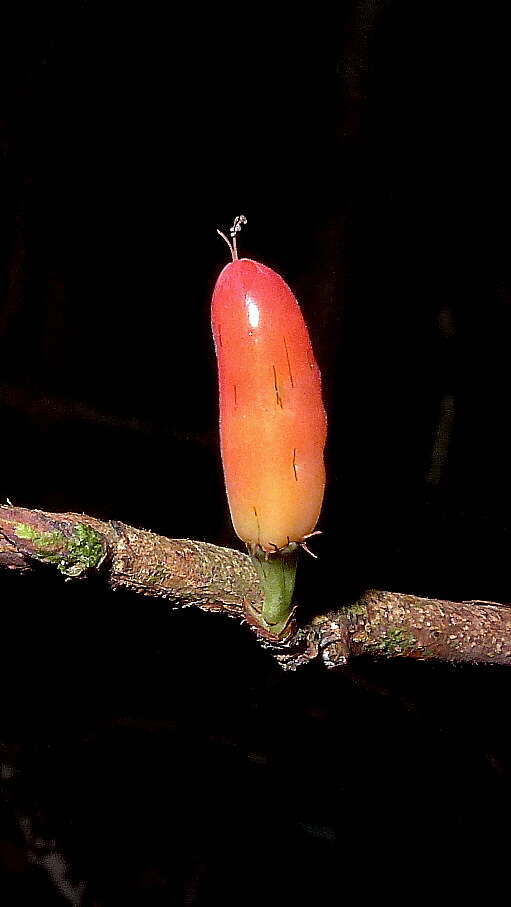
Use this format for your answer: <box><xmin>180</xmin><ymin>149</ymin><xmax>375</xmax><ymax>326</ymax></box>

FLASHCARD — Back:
<box><xmin>13</xmin><ymin>521</ymin><xmax>106</xmax><ymax>577</ymax></box>
<box><xmin>365</xmin><ymin>626</ymin><xmax>417</xmax><ymax>658</ymax></box>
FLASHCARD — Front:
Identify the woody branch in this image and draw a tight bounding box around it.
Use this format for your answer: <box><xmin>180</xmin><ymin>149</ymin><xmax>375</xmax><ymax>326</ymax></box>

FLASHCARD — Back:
<box><xmin>1</xmin><ymin>504</ymin><xmax>511</xmax><ymax>671</ymax></box>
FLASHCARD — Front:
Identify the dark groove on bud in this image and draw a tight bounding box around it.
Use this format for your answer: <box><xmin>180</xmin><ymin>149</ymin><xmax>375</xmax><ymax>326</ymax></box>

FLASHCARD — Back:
<box><xmin>253</xmin><ymin>506</ymin><xmax>261</xmax><ymax>544</ymax></box>
<box><xmin>283</xmin><ymin>336</ymin><xmax>294</xmax><ymax>388</ymax></box>
<box><xmin>273</xmin><ymin>365</ymin><xmax>283</xmax><ymax>409</ymax></box>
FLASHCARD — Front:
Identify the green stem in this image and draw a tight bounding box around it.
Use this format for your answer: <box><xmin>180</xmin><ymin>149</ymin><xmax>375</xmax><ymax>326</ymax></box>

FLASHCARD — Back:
<box><xmin>249</xmin><ymin>547</ymin><xmax>299</xmax><ymax>637</ymax></box>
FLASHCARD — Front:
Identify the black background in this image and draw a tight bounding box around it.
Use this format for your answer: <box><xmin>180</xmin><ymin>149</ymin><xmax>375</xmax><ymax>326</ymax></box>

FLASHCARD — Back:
<box><xmin>1</xmin><ymin>2</ymin><xmax>511</xmax><ymax>903</ymax></box>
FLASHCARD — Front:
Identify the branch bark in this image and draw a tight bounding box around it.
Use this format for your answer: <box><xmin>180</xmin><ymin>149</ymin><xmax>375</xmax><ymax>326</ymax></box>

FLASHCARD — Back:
<box><xmin>2</xmin><ymin>504</ymin><xmax>511</xmax><ymax>671</ymax></box>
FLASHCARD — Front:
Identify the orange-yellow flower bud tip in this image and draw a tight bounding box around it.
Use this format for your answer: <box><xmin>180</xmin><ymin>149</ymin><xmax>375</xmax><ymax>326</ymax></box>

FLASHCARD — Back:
<box><xmin>211</xmin><ymin>219</ymin><xmax>327</xmax><ymax>637</ymax></box>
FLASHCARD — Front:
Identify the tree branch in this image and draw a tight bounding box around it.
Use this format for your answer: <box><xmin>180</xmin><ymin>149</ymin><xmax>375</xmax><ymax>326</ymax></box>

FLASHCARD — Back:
<box><xmin>2</xmin><ymin>504</ymin><xmax>511</xmax><ymax>671</ymax></box>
